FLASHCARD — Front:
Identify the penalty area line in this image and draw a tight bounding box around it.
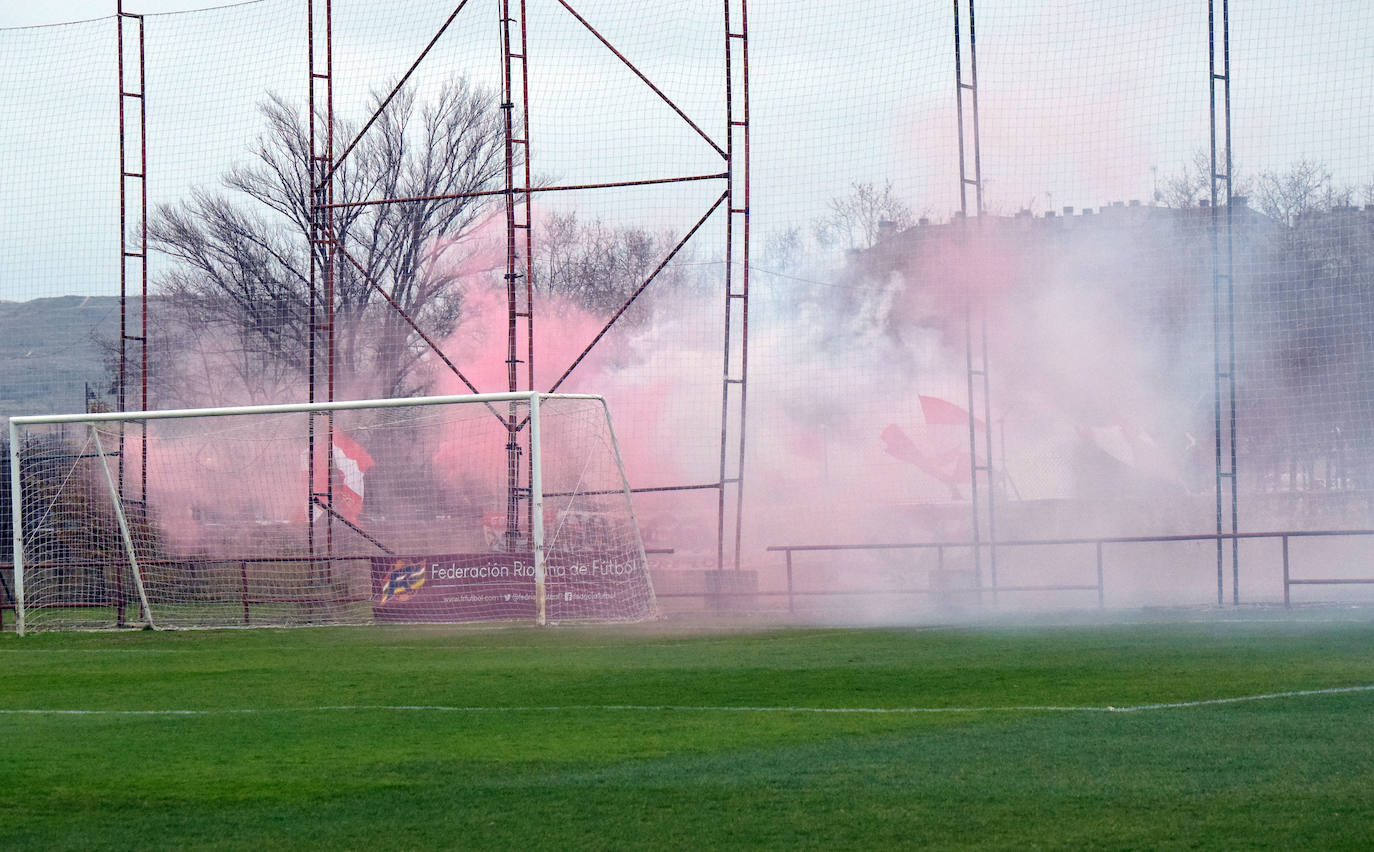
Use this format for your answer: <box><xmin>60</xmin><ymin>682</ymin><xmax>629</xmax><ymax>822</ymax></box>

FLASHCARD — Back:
<box><xmin>1107</xmin><ymin>684</ymin><xmax>1374</xmax><ymax>712</ymax></box>
<box><xmin>2</xmin><ymin>685</ymin><xmax>1372</xmax><ymax>717</ymax></box>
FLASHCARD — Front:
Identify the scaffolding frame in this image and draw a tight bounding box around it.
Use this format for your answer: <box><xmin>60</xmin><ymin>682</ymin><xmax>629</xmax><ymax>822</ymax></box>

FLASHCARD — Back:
<box><xmin>953</xmin><ymin>0</ymin><xmax>998</xmax><ymax>596</ymax></box>
<box><xmin>303</xmin><ymin>1</ymin><xmax>748</xmax><ymax>567</ymax></box>
<box><xmin>500</xmin><ymin>0</ymin><xmax>535</xmax><ymax>549</ymax></box>
<box><xmin>307</xmin><ymin>0</ymin><xmax>337</xmax><ymax>562</ymax></box>
<box><xmin>115</xmin><ymin>1</ymin><xmax>149</xmax><ymax>627</ymax></box>
<box><xmin>719</xmin><ymin>0</ymin><xmax>751</xmax><ymax>571</ymax></box>
<box><xmin>103</xmin><ymin>0</ymin><xmax>1271</xmax><ymax>598</ymax></box>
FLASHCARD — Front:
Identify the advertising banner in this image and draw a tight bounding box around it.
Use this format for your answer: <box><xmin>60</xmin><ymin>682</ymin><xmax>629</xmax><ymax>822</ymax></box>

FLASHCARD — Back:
<box><xmin>370</xmin><ymin>551</ymin><xmax>644</xmax><ymax>622</ymax></box>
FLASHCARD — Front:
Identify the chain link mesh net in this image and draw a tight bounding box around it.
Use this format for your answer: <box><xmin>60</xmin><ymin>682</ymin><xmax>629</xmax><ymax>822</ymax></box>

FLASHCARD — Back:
<box><xmin>3</xmin><ymin>1</ymin><xmax>1374</xmax><ymax>619</ymax></box>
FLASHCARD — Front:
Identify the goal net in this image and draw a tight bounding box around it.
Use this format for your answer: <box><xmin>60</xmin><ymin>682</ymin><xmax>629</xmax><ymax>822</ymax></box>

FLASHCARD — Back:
<box><xmin>8</xmin><ymin>392</ymin><xmax>655</xmax><ymax>633</ymax></box>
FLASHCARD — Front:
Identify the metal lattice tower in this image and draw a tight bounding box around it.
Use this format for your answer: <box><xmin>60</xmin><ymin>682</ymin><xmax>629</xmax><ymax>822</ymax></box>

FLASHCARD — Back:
<box><xmin>115</xmin><ymin>2</ymin><xmax>747</xmax><ymax>572</ymax></box>
<box><xmin>116</xmin><ymin>1</ymin><xmax>150</xmax><ymax>626</ymax></box>
<box><xmin>500</xmin><ymin>0</ymin><xmax>536</xmax><ymax>550</ymax></box>
<box><xmin>718</xmin><ymin>0</ymin><xmax>751</xmax><ymax>571</ymax></box>
<box><xmin>953</xmin><ymin>0</ymin><xmax>998</xmax><ymax>597</ymax></box>
<box><xmin>307</xmin><ymin>0</ymin><xmax>337</xmax><ymax>560</ymax></box>
<box><xmin>1209</xmin><ymin>0</ymin><xmax>1238</xmax><ymax>604</ymax></box>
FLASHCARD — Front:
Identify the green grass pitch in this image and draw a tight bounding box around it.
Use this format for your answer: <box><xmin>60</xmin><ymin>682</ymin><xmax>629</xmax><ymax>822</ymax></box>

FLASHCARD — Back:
<box><xmin>2</xmin><ymin>614</ymin><xmax>1372</xmax><ymax>849</ymax></box>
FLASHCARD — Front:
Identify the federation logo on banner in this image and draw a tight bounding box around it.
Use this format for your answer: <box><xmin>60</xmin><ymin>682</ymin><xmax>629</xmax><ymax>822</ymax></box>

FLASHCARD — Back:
<box><xmin>378</xmin><ymin>560</ymin><xmax>427</xmax><ymax>604</ymax></box>
<box><xmin>370</xmin><ymin>553</ymin><xmax>646</xmax><ymax>623</ymax></box>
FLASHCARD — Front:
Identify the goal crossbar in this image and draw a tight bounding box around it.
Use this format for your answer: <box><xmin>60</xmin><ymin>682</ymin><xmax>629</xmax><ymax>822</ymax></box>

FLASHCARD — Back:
<box><xmin>6</xmin><ymin>391</ymin><xmax>597</xmax><ymax>427</ymax></box>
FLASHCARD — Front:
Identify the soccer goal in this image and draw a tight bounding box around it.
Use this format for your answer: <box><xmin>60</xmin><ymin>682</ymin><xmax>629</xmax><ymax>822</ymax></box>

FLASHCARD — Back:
<box><xmin>8</xmin><ymin>392</ymin><xmax>656</xmax><ymax>634</ymax></box>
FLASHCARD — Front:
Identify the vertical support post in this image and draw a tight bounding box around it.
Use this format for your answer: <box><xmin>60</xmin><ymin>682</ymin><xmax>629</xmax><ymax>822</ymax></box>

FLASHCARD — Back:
<box><xmin>954</xmin><ymin>0</ymin><xmax>997</xmax><ymax>596</ymax></box>
<box><xmin>9</xmin><ymin>420</ymin><xmax>26</xmax><ymax>636</ymax></box>
<box><xmin>307</xmin><ymin>0</ymin><xmax>336</xmax><ymax>569</ymax></box>
<box><xmin>137</xmin><ymin>10</ymin><xmax>149</xmax><ymax>497</ymax></box>
<box><xmin>785</xmin><ymin>550</ymin><xmax>794</xmax><ymax>613</ymax></box>
<box><xmin>117</xmin><ymin>3</ymin><xmax>149</xmax><ymax>626</ymax></box>
<box><xmin>1282</xmin><ymin>535</ymin><xmax>1290</xmax><ymax>608</ymax></box>
<box><xmin>501</xmin><ymin>0</ymin><xmax>535</xmax><ymax>551</ymax></box>
<box><xmin>528</xmin><ymin>393</ymin><xmax>546</xmax><ymax>626</ymax></box>
<box><xmin>718</xmin><ymin>0</ymin><xmax>751</xmax><ymax>571</ymax></box>
<box><xmin>1096</xmin><ymin>541</ymin><xmax>1105</xmax><ymax>608</ymax></box>
<box><xmin>240</xmin><ymin>560</ymin><xmax>251</xmax><ymax>625</ymax></box>
<box><xmin>952</xmin><ymin>0</ymin><xmax>984</xmax><ymax>218</ymax></box>
<box><xmin>1209</xmin><ymin>0</ymin><xmax>1239</xmax><ymax>605</ymax></box>
<box><xmin>91</xmin><ymin>425</ymin><xmax>154</xmax><ymax>629</ymax></box>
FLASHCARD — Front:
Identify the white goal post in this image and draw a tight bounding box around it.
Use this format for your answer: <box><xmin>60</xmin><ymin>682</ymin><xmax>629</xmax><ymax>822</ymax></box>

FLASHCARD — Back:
<box><xmin>8</xmin><ymin>392</ymin><xmax>656</xmax><ymax>634</ymax></box>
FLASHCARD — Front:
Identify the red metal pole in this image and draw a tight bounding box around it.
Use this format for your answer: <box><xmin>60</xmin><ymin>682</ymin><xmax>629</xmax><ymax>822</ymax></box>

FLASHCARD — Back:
<box><xmin>138</xmin><ymin>11</ymin><xmax>148</xmax><ymax>504</ymax></box>
<box><xmin>733</xmin><ymin>0</ymin><xmax>751</xmax><ymax>572</ymax></box>
<box><xmin>306</xmin><ymin>0</ymin><xmax>318</xmax><ymax>559</ymax></box>
<box><xmin>500</xmin><ymin>0</ymin><xmax>534</xmax><ymax>549</ymax></box>
<box><xmin>115</xmin><ymin>3</ymin><xmax>127</xmax><ymax>627</ymax></box>
<box><xmin>718</xmin><ymin>0</ymin><xmax>751</xmax><ymax>572</ymax></box>
<box><xmin>116</xmin><ymin>3</ymin><xmax>149</xmax><ymax>623</ymax></box>
<box><xmin>324</xmin><ymin>0</ymin><xmax>336</xmax><ymax>574</ymax></box>
<box><xmin>306</xmin><ymin>0</ymin><xmax>336</xmax><ymax>571</ymax></box>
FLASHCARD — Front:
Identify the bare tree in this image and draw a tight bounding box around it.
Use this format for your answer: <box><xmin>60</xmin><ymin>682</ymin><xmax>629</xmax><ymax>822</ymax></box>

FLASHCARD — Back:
<box><xmin>1156</xmin><ymin>149</ymin><xmax>1252</xmax><ymax>209</ymax></box>
<box><xmin>759</xmin><ymin>225</ymin><xmax>805</xmax><ymax>275</ymax></box>
<box><xmin>146</xmin><ymin>80</ymin><xmax>506</xmax><ymax>405</ymax></box>
<box><xmin>813</xmin><ymin>180</ymin><xmax>914</xmax><ymax>250</ymax></box>
<box><xmin>1251</xmin><ymin>159</ymin><xmax>1356</xmax><ymax>226</ymax></box>
<box><xmin>532</xmin><ymin>209</ymin><xmax>692</xmax><ymax>324</ymax></box>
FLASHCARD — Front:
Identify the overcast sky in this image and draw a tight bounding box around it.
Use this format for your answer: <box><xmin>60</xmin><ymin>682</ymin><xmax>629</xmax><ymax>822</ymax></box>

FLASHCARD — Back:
<box><xmin>0</xmin><ymin>1</ymin><xmax>231</xmax><ymax>27</ymax></box>
<box><xmin>2</xmin><ymin>1</ymin><xmax>1371</xmax><ymax>302</ymax></box>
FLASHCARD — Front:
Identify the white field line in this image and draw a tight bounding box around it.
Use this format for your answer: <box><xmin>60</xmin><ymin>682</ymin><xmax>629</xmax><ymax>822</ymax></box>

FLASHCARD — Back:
<box><xmin>0</xmin><ymin>649</ymin><xmax>189</xmax><ymax>654</ymax></box>
<box><xmin>1</xmin><ymin>685</ymin><xmax>1371</xmax><ymax>718</ymax></box>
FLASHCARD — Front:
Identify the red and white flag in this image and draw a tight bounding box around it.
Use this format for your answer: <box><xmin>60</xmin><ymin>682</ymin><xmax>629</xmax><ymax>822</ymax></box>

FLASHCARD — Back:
<box><xmin>304</xmin><ymin>431</ymin><xmax>376</xmax><ymax>524</ymax></box>
<box><xmin>329</xmin><ymin>431</ymin><xmax>375</xmax><ymax>523</ymax></box>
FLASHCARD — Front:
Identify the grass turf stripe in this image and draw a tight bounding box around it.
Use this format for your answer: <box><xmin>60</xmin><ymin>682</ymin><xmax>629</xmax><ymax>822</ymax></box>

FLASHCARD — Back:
<box><xmin>3</xmin><ymin>684</ymin><xmax>1371</xmax><ymax>717</ymax></box>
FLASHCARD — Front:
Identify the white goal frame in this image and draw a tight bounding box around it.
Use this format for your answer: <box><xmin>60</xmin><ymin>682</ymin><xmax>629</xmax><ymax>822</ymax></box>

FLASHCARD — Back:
<box><xmin>9</xmin><ymin>391</ymin><xmax>653</xmax><ymax>635</ymax></box>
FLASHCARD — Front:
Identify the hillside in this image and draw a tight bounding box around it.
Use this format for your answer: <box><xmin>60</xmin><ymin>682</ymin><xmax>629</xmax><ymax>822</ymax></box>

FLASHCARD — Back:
<box><xmin>0</xmin><ymin>295</ymin><xmax>131</xmax><ymax>420</ymax></box>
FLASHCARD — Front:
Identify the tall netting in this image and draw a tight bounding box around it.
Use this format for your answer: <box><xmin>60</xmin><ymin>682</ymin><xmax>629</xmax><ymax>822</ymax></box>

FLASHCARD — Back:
<box><xmin>137</xmin><ymin>0</ymin><xmax>732</xmax><ymax>577</ymax></box>
<box><xmin>0</xmin><ymin>18</ymin><xmax>119</xmax><ymax>418</ymax></box>
<box><xmin>747</xmin><ymin>0</ymin><xmax>1374</xmax><ymax>611</ymax></box>
<box><xmin>10</xmin><ymin>394</ymin><xmax>654</xmax><ymax>632</ymax></box>
<box><xmin>5</xmin><ymin>1</ymin><xmax>1374</xmax><ymax>620</ymax></box>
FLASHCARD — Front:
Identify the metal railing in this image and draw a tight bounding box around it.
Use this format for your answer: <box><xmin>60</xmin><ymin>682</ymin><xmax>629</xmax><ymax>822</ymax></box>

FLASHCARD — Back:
<box><xmin>769</xmin><ymin>529</ymin><xmax>1374</xmax><ymax>613</ymax></box>
<box><xmin>5</xmin><ymin>531</ymin><xmax>1372</xmax><ymax>627</ymax></box>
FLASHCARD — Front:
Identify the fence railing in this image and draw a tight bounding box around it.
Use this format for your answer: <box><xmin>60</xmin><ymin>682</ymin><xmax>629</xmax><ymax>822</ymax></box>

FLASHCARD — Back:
<box><xmin>5</xmin><ymin>532</ymin><xmax>1372</xmax><ymax>627</ymax></box>
<box><xmin>768</xmin><ymin>529</ymin><xmax>1374</xmax><ymax>613</ymax></box>
<box><xmin>1</xmin><ymin>548</ymin><xmax>677</xmax><ymax>631</ymax></box>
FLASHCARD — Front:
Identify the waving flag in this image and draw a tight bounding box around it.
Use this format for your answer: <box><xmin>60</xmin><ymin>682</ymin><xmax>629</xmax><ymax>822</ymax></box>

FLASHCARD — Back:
<box><xmin>918</xmin><ymin>394</ymin><xmax>983</xmax><ymax>429</ymax></box>
<box><xmin>303</xmin><ymin>431</ymin><xmax>376</xmax><ymax>524</ymax></box>
<box><xmin>329</xmin><ymin>431</ymin><xmax>375</xmax><ymax>523</ymax></box>
<box><xmin>882</xmin><ymin>395</ymin><xmax>985</xmax><ymax>499</ymax></box>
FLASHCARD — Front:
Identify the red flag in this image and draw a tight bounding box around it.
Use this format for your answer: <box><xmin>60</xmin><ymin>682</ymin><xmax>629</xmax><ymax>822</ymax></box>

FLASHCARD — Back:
<box><xmin>882</xmin><ymin>396</ymin><xmax>985</xmax><ymax>499</ymax></box>
<box><xmin>304</xmin><ymin>431</ymin><xmax>375</xmax><ymax>524</ymax></box>
<box><xmin>330</xmin><ymin>431</ymin><xmax>375</xmax><ymax>524</ymax></box>
<box><xmin>919</xmin><ymin>395</ymin><xmax>983</xmax><ymax>429</ymax></box>
<box><xmin>881</xmin><ymin>423</ymin><xmax>924</xmax><ymax>467</ymax></box>
<box><xmin>881</xmin><ymin>423</ymin><xmax>968</xmax><ymax>493</ymax></box>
